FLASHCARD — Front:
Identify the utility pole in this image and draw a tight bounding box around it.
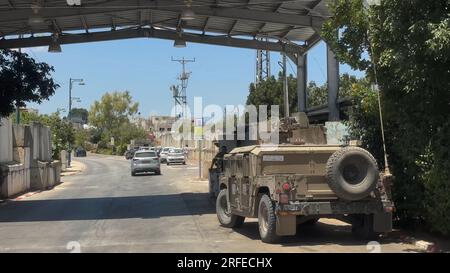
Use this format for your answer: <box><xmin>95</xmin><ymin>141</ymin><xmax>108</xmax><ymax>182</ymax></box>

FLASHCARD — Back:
<box><xmin>16</xmin><ymin>35</ymin><xmax>23</xmax><ymax>124</ymax></box>
<box><xmin>171</xmin><ymin>57</ymin><xmax>195</xmax><ymax>119</ymax></box>
<box><xmin>256</xmin><ymin>38</ymin><xmax>271</xmax><ymax>84</ymax></box>
<box><xmin>67</xmin><ymin>78</ymin><xmax>84</xmax><ymax>167</ymax></box>
<box><xmin>279</xmin><ymin>52</ymin><xmax>289</xmax><ymax>118</ymax></box>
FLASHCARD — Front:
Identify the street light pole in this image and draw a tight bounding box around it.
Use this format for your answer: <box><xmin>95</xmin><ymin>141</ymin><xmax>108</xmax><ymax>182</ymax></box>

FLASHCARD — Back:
<box><xmin>69</xmin><ymin>78</ymin><xmax>72</xmax><ymax>121</ymax></box>
<box><xmin>67</xmin><ymin>78</ymin><xmax>84</xmax><ymax>167</ymax></box>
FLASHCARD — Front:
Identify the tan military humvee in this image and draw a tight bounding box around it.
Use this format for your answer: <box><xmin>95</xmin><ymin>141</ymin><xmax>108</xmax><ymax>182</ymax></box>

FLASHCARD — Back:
<box><xmin>214</xmin><ymin>118</ymin><xmax>393</xmax><ymax>243</ymax></box>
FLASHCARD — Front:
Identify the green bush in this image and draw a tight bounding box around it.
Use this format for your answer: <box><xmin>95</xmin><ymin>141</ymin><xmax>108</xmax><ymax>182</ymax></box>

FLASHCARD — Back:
<box><xmin>346</xmin><ymin>82</ymin><xmax>450</xmax><ymax>234</ymax></box>
<box><xmin>116</xmin><ymin>144</ymin><xmax>128</xmax><ymax>156</ymax></box>
<box><xmin>423</xmin><ymin>122</ymin><xmax>450</xmax><ymax>234</ymax></box>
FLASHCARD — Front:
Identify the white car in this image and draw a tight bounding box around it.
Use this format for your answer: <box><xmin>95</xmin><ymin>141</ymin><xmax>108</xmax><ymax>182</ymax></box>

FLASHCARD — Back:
<box><xmin>159</xmin><ymin>147</ymin><xmax>174</xmax><ymax>163</ymax></box>
<box><xmin>166</xmin><ymin>148</ymin><xmax>186</xmax><ymax>165</ymax></box>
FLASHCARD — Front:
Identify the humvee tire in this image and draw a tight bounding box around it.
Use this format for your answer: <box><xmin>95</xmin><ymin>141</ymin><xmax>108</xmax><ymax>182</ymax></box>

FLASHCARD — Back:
<box><xmin>258</xmin><ymin>194</ymin><xmax>280</xmax><ymax>244</ymax></box>
<box><xmin>216</xmin><ymin>189</ymin><xmax>245</xmax><ymax>228</ymax></box>
<box><xmin>326</xmin><ymin>147</ymin><xmax>379</xmax><ymax>201</ymax></box>
<box><xmin>351</xmin><ymin>214</ymin><xmax>380</xmax><ymax>240</ymax></box>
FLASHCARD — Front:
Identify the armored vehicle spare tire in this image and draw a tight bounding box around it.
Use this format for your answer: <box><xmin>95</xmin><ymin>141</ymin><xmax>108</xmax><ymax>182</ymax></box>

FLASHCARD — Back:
<box><xmin>326</xmin><ymin>147</ymin><xmax>379</xmax><ymax>201</ymax></box>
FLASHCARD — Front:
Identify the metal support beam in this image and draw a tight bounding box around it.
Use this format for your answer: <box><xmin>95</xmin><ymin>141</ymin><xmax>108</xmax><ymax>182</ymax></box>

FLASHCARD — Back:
<box><xmin>305</xmin><ymin>32</ymin><xmax>322</xmax><ymax>51</ymax></box>
<box><xmin>326</xmin><ymin>44</ymin><xmax>340</xmax><ymax>121</ymax></box>
<box><xmin>297</xmin><ymin>54</ymin><xmax>307</xmax><ymax>113</ymax></box>
<box><xmin>282</xmin><ymin>52</ymin><xmax>289</xmax><ymax>117</ymax></box>
<box><xmin>80</xmin><ymin>16</ymin><xmax>89</xmax><ymax>33</ymax></box>
<box><xmin>0</xmin><ymin>28</ymin><xmax>305</xmax><ymax>54</ymax></box>
<box><xmin>52</xmin><ymin>19</ymin><xmax>62</xmax><ymax>34</ymax></box>
<box><xmin>7</xmin><ymin>0</ymin><xmax>15</xmax><ymax>8</ymax></box>
<box><xmin>202</xmin><ymin>17</ymin><xmax>210</xmax><ymax>34</ymax></box>
<box><xmin>0</xmin><ymin>0</ymin><xmax>325</xmax><ymax>29</ymax></box>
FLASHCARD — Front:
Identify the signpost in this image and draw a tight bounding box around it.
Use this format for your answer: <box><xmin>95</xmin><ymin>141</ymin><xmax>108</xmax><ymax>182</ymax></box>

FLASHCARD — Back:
<box><xmin>194</xmin><ymin>118</ymin><xmax>203</xmax><ymax>179</ymax></box>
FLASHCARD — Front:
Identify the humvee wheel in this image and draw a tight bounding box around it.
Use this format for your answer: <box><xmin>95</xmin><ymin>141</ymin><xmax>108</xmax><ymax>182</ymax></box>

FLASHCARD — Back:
<box><xmin>258</xmin><ymin>194</ymin><xmax>280</xmax><ymax>244</ymax></box>
<box><xmin>216</xmin><ymin>189</ymin><xmax>245</xmax><ymax>228</ymax></box>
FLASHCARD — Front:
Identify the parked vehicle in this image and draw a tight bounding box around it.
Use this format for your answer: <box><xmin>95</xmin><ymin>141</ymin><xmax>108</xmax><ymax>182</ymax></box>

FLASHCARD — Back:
<box><xmin>212</xmin><ymin>116</ymin><xmax>393</xmax><ymax>244</ymax></box>
<box><xmin>124</xmin><ymin>148</ymin><xmax>137</xmax><ymax>160</ymax></box>
<box><xmin>74</xmin><ymin>147</ymin><xmax>87</xmax><ymax>157</ymax></box>
<box><xmin>131</xmin><ymin>150</ymin><xmax>161</xmax><ymax>176</ymax></box>
<box><xmin>166</xmin><ymin>148</ymin><xmax>186</xmax><ymax>165</ymax></box>
<box><xmin>159</xmin><ymin>147</ymin><xmax>174</xmax><ymax>163</ymax></box>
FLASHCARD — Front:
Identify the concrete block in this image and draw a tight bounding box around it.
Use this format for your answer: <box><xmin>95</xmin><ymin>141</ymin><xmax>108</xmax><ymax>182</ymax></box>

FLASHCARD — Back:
<box><xmin>13</xmin><ymin>147</ymin><xmax>31</xmax><ymax>168</ymax></box>
<box><xmin>12</xmin><ymin>124</ymin><xmax>32</xmax><ymax>147</ymax></box>
<box><xmin>0</xmin><ymin>118</ymin><xmax>13</xmax><ymax>163</ymax></box>
<box><xmin>0</xmin><ymin>163</ymin><xmax>30</xmax><ymax>198</ymax></box>
<box><xmin>30</xmin><ymin>122</ymin><xmax>52</xmax><ymax>162</ymax></box>
<box><xmin>30</xmin><ymin>161</ymin><xmax>50</xmax><ymax>190</ymax></box>
<box><xmin>60</xmin><ymin>150</ymin><xmax>67</xmax><ymax>171</ymax></box>
<box><xmin>47</xmin><ymin>161</ymin><xmax>61</xmax><ymax>188</ymax></box>
<box><xmin>30</xmin><ymin>160</ymin><xmax>61</xmax><ymax>190</ymax></box>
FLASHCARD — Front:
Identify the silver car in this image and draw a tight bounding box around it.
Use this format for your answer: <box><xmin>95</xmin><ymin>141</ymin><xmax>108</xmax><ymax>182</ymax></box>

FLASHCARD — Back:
<box><xmin>159</xmin><ymin>147</ymin><xmax>174</xmax><ymax>163</ymax></box>
<box><xmin>131</xmin><ymin>150</ymin><xmax>161</xmax><ymax>176</ymax></box>
<box><xmin>166</xmin><ymin>148</ymin><xmax>186</xmax><ymax>165</ymax></box>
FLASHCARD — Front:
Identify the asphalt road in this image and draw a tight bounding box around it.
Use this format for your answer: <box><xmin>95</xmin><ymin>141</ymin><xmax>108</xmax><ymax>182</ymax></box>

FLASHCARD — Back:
<box><xmin>0</xmin><ymin>154</ymin><xmax>417</xmax><ymax>253</ymax></box>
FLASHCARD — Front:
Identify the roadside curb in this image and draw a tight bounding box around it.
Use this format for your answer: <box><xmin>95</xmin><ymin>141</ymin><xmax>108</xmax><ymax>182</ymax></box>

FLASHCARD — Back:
<box><xmin>13</xmin><ymin>190</ymin><xmax>42</xmax><ymax>201</ymax></box>
<box><xmin>61</xmin><ymin>160</ymin><xmax>86</xmax><ymax>177</ymax></box>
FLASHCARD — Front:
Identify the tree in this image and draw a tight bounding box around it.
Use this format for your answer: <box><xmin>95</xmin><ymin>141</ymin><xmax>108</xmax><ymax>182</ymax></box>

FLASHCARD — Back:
<box><xmin>89</xmin><ymin>91</ymin><xmax>139</xmax><ymax>136</ymax></box>
<box><xmin>88</xmin><ymin>91</ymin><xmax>145</xmax><ymax>155</ymax></box>
<box><xmin>0</xmin><ymin>49</ymin><xmax>59</xmax><ymax>118</ymax></box>
<box><xmin>322</xmin><ymin>0</ymin><xmax>450</xmax><ymax>234</ymax></box>
<box><xmin>246</xmin><ymin>72</ymin><xmax>297</xmax><ymax>117</ymax></box>
<box><xmin>69</xmin><ymin>108</ymin><xmax>89</xmax><ymax>124</ymax></box>
<box><xmin>307</xmin><ymin>81</ymin><xmax>328</xmax><ymax>107</ymax></box>
<box><xmin>247</xmin><ymin>72</ymin><xmax>362</xmax><ymax>111</ymax></box>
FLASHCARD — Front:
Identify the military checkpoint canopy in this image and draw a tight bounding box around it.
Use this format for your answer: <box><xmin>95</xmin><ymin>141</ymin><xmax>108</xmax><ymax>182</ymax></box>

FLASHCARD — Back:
<box><xmin>0</xmin><ymin>0</ymin><xmax>341</xmax><ymax>121</ymax></box>
<box><xmin>0</xmin><ymin>0</ymin><xmax>330</xmax><ymax>53</ymax></box>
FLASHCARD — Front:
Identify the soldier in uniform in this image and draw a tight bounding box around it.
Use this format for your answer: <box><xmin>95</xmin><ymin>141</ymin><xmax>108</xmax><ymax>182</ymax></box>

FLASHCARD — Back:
<box><xmin>210</xmin><ymin>145</ymin><xmax>228</xmax><ymax>172</ymax></box>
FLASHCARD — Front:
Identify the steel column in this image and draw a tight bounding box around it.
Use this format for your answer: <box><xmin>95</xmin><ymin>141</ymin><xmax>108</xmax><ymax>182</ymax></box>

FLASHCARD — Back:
<box><xmin>297</xmin><ymin>54</ymin><xmax>307</xmax><ymax>113</ymax></box>
<box><xmin>326</xmin><ymin>44</ymin><xmax>340</xmax><ymax>121</ymax></box>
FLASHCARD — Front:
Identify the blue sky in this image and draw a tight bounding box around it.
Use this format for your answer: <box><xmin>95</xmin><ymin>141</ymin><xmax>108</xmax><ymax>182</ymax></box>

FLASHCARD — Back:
<box><xmin>25</xmin><ymin>38</ymin><xmax>364</xmax><ymax>117</ymax></box>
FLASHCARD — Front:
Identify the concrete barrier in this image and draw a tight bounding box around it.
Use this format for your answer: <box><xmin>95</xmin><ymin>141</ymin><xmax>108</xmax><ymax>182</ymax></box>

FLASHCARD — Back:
<box><xmin>1</xmin><ymin>120</ymin><xmax>61</xmax><ymax>197</ymax></box>
<box><xmin>0</xmin><ymin>118</ymin><xmax>13</xmax><ymax>163</ymax></box>
<box><xmin>30</xmin><ymin>160</ymin><xmax>62</xmax><ymax>190</ymax></box>
<box><xmin>60</xmin><ymin>150</ymin><xmax>68</xmax><ymax>171</ymax></box>
<box><xmin>12</xmin><ymin>124</ymin><xmax>32</xmax><ymax>148</ymax></box>
<box><xmin>30</xmin><ymin>161</ymin><xmax>49</xmax><ymax>190</ymax></box>
<box><xmin>48</xmin><ymin>161</ymin><xmax>61</xmax><ymax>188</ymax></box>
<box><xmin>0</xmin><ymin>163</ymin><xmax>30</xmax><ymax>198</ymax></box>
<box><xmin>30</xmin><ymin>122</ymin><xmax>52</xmax><ymax>162</ymax></box>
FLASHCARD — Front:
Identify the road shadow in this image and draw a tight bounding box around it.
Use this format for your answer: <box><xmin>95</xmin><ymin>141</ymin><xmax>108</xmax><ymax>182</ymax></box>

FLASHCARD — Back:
<box><xmin>0</xmin><ymin>192</ymin><xmax>214</xmax><ymax>223</ymax></box>
<box><xmin>233</xmin><ymin>220</ymin><xmax>405</xmax><ymax>247</ymax></box>
<box><xmin>0</xmin><ymin>192</ymin><xmax>407</xmax><ymax>249</ymax></box>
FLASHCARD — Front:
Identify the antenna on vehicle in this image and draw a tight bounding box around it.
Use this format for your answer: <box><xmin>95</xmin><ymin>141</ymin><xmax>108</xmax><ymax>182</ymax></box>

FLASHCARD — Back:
<box><xmin>364</xmin><ymin>0</ymin><xmax>391</xmax><ymax>176</ymax></box>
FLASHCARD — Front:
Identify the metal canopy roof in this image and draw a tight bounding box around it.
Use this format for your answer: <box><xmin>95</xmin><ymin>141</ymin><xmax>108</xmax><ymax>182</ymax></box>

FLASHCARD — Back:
<box><xmin>0</xmin><ymin>0</ymin><xmax>330</xmax><ymax>53</ymax></box>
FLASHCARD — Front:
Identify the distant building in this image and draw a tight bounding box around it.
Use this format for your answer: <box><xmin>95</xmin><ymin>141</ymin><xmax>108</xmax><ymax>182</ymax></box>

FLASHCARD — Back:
<box><xmin>69</xmin><ymin>116</ymin><xmax>85</xmax><ymax>130</ymax></box>
<box><xmin>19</xmin><ymin>107</ymin><xmax>39</xmax><ymax>115</ymax></box>
<box><xmin>135</xmin><ymin>115</ymin><xmax>176</xmax><ymax>137</ymax></box>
